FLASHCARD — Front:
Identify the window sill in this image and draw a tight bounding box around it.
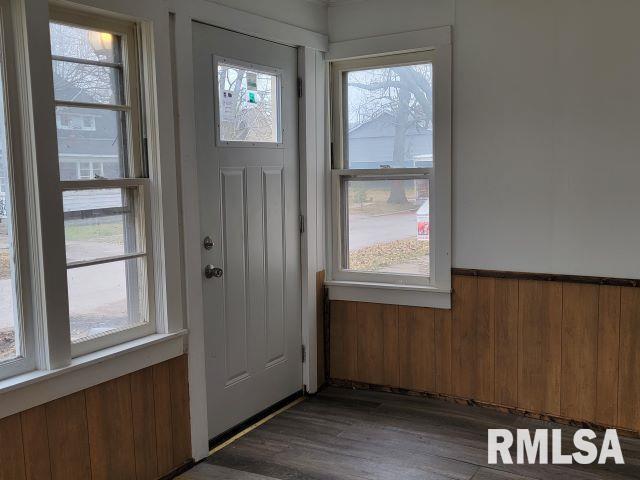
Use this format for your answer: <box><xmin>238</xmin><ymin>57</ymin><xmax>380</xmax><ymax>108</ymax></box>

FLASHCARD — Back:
<box><xmin>0</xmin><ymin>330</ymin><xmax>187</xmax><ymax>420</ymax></box>
<box><xmin>326</xmin><ymin>280</ymin><xmax>451</xmax><ymax>309</ymax></box>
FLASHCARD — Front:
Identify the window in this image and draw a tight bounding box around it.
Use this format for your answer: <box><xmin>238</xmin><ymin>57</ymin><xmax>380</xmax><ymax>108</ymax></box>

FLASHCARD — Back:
<box><xmin>215</xmin><ymin>59</ymin><xmax>281</xmax><ymax>145</ymax></box>
<box><xmin>50</xmin><ymin>8</ymin><xmax>154</xmax><ymax>356</ymax></box>
<box><xmin>329</xmin><ymin>50</ymin><xmax>451</xmax><ymax>300</ymax></box>
<box><xmin>0</xmin><ymin>0</ymin><xmax>34</xmax><ymax>379</ymax></box>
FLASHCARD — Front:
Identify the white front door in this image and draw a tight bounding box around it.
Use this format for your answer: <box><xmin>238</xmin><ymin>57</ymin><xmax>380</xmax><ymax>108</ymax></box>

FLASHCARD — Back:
<box><xmin>192</xmin><ymin>22</ymin><xmax>302</xmax><ymax>439</ymax></box>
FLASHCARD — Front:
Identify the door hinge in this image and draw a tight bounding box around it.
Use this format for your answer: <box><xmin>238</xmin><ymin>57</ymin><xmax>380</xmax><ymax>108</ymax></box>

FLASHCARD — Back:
<box><xmin>299</xmin><ymin>214</ymin><xmax>305</xmax><ymax>234</ymax></box>
<box><xmin>297</xmin><ymin>77</ymin><xmax>303</xmax><ymax>98</ymax></box>
<box><xmin>301</xmin><ymin>344</ymin><xmax>306</xmax><ymax>363</ymax></box>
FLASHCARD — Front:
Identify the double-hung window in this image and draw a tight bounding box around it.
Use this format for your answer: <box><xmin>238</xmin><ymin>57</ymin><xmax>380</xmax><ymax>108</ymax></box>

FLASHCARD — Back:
<box><xmin>329</xmin><ymin>50</ymin><xmax>451</xmax><ymax>306</ymax></box>
<box><xmin>50</xmin><ymin>8</ymin><xmax>155</xmax><ymax>356</ymax></box>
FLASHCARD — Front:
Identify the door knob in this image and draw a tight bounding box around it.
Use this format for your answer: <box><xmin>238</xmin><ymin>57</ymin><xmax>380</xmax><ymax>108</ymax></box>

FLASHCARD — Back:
<box><xmin>204</xmin><ymin>265</ymin><xmax>223</xmax><ymax>279</ymax></box>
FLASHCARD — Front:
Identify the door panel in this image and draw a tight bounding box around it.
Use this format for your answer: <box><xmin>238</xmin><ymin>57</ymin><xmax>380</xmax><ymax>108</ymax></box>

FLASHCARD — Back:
<box><xmin>193</xmin><ymin>22</ymin><xmax>301</xmax><ymax>438</ymax></box>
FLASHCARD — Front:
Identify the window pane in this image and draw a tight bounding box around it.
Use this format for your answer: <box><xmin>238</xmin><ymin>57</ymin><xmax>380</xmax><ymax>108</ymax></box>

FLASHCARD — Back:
<box><xmin>56</xmin><ymin>106</ymin><xmax>127</xmax><ymax>179</ymax></box>
<box><xmin>345</xmin><ymin>63</ymin><xmax>433</xmax><ymax>169</ymax></box>
<box><xmin>0</xmin><ymin>65</ymin><xmax>18</xmax><ymax>363</ymax></box>
<box><xmin>68</xmin><ymin>258</ymin><xmax>147</xmax><ymax>343</ymax></box>
<box><xmin>63</xmin><ymin>188</ymin><xmax>141</xmax><ymax>264</ymax></box>
<box><xmin>344</xmin><ymin>178</ymin><xmax>429</xmax><ymax>276</ymax></box>
<box><xmin>217</xmin><ymin>63</ymin><xmax>280</xmax><ymax>143</ymax></box>
<box><xmin>53</xmin><ymin>60</ymin><xmax>124</xmax><ymax>105</ymax></box>
<box><xmin>50</xmin><ymin>22</ymin><xmax>121</xmax><ymax>64</ymax></box>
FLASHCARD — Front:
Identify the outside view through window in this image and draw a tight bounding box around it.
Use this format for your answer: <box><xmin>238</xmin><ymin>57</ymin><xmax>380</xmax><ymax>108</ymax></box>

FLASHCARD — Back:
<box><xmin>51</xmin><ymin>22</ymin><xmax>147</xmax><ymax>343</ymax></box>
<box><xmin>344</xmin><ymin>63</ymin><xmax>433</xmax><ymax>276</ymax></box>
<box><xmin>0</xmin><ymin>44</ymin><xmax>18</xmax><ymax>362</ymax></box>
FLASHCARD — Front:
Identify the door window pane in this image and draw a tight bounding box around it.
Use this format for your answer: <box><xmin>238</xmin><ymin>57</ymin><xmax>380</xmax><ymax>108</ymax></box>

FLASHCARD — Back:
<box><xmin>0</xmin><ymin>64</ymin><xmax>18</xmax><ymax>363</ymax></box>
<box><xmin>63</xmin><ymin>188</ymin><xmax>141</xmax><ymax>264</ymax></box>
<box><xmin>67</xmin><ymin>258</ymin><xmax>146</xmax><ymax>342</ymax></box>
<box><xmin>56</xmin><ymin>106</ymin><xmax>127</xmax><ymax>179</ymax></box>
<box><xmin>345</xmin><ymin>63</ymin><xmax>433</xmax><ymax>169</ymax></box>
<box><xmin>217</xmin><ymin>62</ymin><xmax>280</xmax><ymax>143</ymax></box>
<box><xmin>344</xmin><ymin>177</ymin><xmax>430</xmax><ymax>276</ymax></box>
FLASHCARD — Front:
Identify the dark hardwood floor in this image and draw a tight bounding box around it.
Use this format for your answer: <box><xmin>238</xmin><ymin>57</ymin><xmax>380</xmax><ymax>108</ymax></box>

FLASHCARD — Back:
<box><xmin>180</xmin><ymin>387</ymin><xmax>640</xmax><ymax>480</ymax></box>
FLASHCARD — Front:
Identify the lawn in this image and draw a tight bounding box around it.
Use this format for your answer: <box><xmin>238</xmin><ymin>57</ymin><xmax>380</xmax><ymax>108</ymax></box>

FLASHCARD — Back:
<box><xmin>349</xmin><ymin>237</ymin><xmax>429</xmax><ymax>272</ymax></box>
<box><xmin>65</xmin><ymin>221</ymin><xmax>124</xmax><ymax>242</ymax></box>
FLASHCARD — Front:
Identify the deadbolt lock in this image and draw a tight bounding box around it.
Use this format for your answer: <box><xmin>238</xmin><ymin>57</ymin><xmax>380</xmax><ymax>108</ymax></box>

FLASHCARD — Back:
<box><xmin>203</xmin><ymin>236</ymin><xmax>214</xmax><ymax>250</ymax></box>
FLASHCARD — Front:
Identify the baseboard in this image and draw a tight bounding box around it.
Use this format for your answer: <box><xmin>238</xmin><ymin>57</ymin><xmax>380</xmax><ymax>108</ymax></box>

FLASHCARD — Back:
<box><xmin>329</xmin><ymin>378</ymin><xmax>640</xmax><ymax>439</ymax></box>
<box><xmin>158</xmin><ymin>459</ymin><xmax>196</xmax><ymax>479</ymax></box>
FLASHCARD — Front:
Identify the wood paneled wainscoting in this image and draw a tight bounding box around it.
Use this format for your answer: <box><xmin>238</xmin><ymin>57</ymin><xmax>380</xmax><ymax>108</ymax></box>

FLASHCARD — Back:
<box><xmin>0</xmin><ymin>355</ymin><xmax>192</xmax><ymax>480</ymax></box>
<box><xmin>328</xmin><ymin>272</ymin><xmax>640</xmax><ymax>434</ymax></box>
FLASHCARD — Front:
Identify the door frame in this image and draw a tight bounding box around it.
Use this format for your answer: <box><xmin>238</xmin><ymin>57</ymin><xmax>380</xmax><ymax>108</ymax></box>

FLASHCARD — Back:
<box><xmin>169</xmin><ymin>0</ymin><xmax>328</xmax><ymax>461</ymax></box>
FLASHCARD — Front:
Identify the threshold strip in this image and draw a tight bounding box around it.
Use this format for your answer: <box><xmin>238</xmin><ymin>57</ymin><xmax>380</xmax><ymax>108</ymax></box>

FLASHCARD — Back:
<box><xmin>209</xmin><ymin>396</ymin><xmax>305</xmax><ymax>455</ymax></box>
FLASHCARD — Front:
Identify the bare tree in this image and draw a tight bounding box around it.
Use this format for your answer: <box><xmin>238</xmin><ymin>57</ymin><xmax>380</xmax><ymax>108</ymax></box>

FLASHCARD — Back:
<box><xmin>218</xmin><ymin>66</ymin><xmax>277</xmax><ymax>142</ymax></box>
<box><xmin>347</xmin><ymin>64</ymin><xmax>432</xmax><ymax>204</ymax></box>
<box><xmin>50</xmin><ymin>23</ymin><xmax>119</xmax><ymax>104</ymax></box>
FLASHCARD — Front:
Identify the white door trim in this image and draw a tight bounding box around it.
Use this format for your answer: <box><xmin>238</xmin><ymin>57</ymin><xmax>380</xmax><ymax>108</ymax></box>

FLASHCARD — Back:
<box><xmin>170</xmin><ymin>2</ymin><xmax>327</xmax><ymax>461</ymax></box>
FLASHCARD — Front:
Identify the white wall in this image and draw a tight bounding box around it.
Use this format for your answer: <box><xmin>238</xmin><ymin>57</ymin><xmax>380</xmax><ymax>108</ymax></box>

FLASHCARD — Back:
<box><xmin>329</xmin><ymin>0</ymin><xmax>640</xmax><ymax>279</ymax></box>
<box><xmin>206</xmin><ymin>0</ymin><xmax>328</xmax><ymax>35</ymax></box>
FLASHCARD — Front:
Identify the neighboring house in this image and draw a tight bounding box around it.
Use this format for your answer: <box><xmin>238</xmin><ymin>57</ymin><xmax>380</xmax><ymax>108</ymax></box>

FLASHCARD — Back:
<box><xmin>54</xmin><ymin>72</ymin><xmax>124</xmax><ymax>213</ymax></box>
<box><xmin>347</xmin><ymin>112</ymin><xmax>433</xmax><ymax>169</ymax></box>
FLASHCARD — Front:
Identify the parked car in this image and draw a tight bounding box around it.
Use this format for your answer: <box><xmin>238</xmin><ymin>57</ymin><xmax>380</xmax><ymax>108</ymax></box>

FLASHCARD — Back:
<box><xmin>416</xmin><ymin>199</ymin><xmax>429</xmax><ymax>241</ymax></box>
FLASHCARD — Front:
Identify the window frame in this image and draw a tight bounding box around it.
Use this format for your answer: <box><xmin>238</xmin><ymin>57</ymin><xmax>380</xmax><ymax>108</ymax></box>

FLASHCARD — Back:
<box><xmin>0</xmin><ymin>0</ymin><xmax>36</xmax><ymax>380</ymax></box>
<box><xmin>328</xmin><ymin>49</ymin><xmax>452</xmax><ymax>305</ymax></box>
<box><xmin>49</xmin><ymin>7</ymin><xmax>156</xmax><ymax>358</ymax></box>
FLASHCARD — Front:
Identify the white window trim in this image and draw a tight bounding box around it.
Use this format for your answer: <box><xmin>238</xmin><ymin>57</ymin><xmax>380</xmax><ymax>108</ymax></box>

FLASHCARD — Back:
<box><xmin>326</xmin><ymin>35</ymin><xmax>452</xmax><ymax>309</ymax></box>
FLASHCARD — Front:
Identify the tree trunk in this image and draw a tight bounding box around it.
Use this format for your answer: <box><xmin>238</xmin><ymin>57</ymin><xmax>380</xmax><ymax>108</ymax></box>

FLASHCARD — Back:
<box><xmin>388</xmin><ymin>84</ymin><xmax>410</xmax><ymax>204</ymax></box>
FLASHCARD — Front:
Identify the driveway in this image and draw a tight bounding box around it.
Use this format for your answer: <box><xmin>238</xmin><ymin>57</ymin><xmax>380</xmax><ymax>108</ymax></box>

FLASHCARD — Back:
<box><xmin>0</xmin><ymin>240</ymin><xmax>136</xmax><ymax>340</ymax></box>
<box><xmin>348</xmin><ymin>210</ymin><xmax>416</xmax><ymax>250</ymax></box>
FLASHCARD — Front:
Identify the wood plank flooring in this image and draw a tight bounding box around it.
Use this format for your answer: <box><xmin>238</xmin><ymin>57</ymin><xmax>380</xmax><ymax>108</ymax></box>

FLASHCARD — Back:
<box><xmin>179</xmin><ymin>387</ymin><xmax>640</xmax><ymax>480</ymax></box>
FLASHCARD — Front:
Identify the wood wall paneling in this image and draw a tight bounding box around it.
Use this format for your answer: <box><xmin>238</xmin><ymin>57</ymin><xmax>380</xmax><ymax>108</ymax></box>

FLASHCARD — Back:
<box><xmin>169</xmin><ymin>354</ymin><xmax>192</xmax><ymax>468</ymax></box>
<box><xmin>85</xmin><ymin>375</ymin><xmax>137</xmax><ymax>480</ymax></box>
<box><xmin>356</xmin><ymin>302</ymin><xmax>386</xmax><ymax>385</ymax></box>
<box><xmin>618</xmin><ymin>287</ymin><xmax>640</xmax><ymax>431</ymax></box>
<box><xmin>130</xmin><ymin>367</ymin><xmax>159</xmax><ymax>480</ymax></box>
<box><xmin>451</xmin><ymin>275</ymin><xmax>495</xmax><ymax>401</ymax></box>
<box><xmin>153</xmin><ymin>361</ymin><xmax>175</xmax><ymax>474</ymax></box>
<box><xmin>46</xmin><ymin>391</ymin><xmax>92</xmax><ymax>480</ymax></box>
<box><xmin>494</xmin><ymin>278</ymin><xmax>518</xmax><ymax>407</ymax></box>
<box><xmin>451</xmin><ymin>275</ymin><xmax>476</xmax><ymax>399</ymax></box>
<box><xmin>330</xmin><ymin>300</ymin><xmax>358</xmax><ymax>380</ymax></box>
<box><xmin>21</xmin><ymin>406</ymin><xmax>52</xmax><ymax>480</ymax></box>
<box><xmin>0</xmin><ymin>413</ymin><xmax>26</xmax><ymax>480</ymax></box>
<box><xmin>398</xmin><ymin>306</ymin><xmax>435</xmax><ymax>392</ymax></box>
<box><xmin>0</xmin><ymin>355</ymin><xmax>191</xmax><ymax>480</ymax></box>
<box><xmin>434</xmin><ymin>309</ymin><xmax>452</xmax><ymax>395</ymax></box>
<box><xmin>517</xmin><ymin>280</ymin><xmax>562</xmax><ymax>415</ymax></box>
<box><xmin>596</xmin><ymin>285</ymin><xmax>621</xmax><ymax>426</ymax></box>
<box><xmin>561</xmin><ymin>283</ymin><xmax>599</xmax><ymax>422</ymax></box>
<box><xmin>328</xmin><ymin>273</ymin><xmax>636</xmax><ymax>433</ymax></box>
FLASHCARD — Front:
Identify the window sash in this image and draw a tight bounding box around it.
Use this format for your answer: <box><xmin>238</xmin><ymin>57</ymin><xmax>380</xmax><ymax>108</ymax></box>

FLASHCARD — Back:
<box><xmin>331</xmin><ymin>51</ymin><xmax>436</xmax><ymax>171</ymax></box>
<box><xmin>331</xmin><ymin>168</ymin><xmax>433</xmax><ymax>287</ymax></box>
